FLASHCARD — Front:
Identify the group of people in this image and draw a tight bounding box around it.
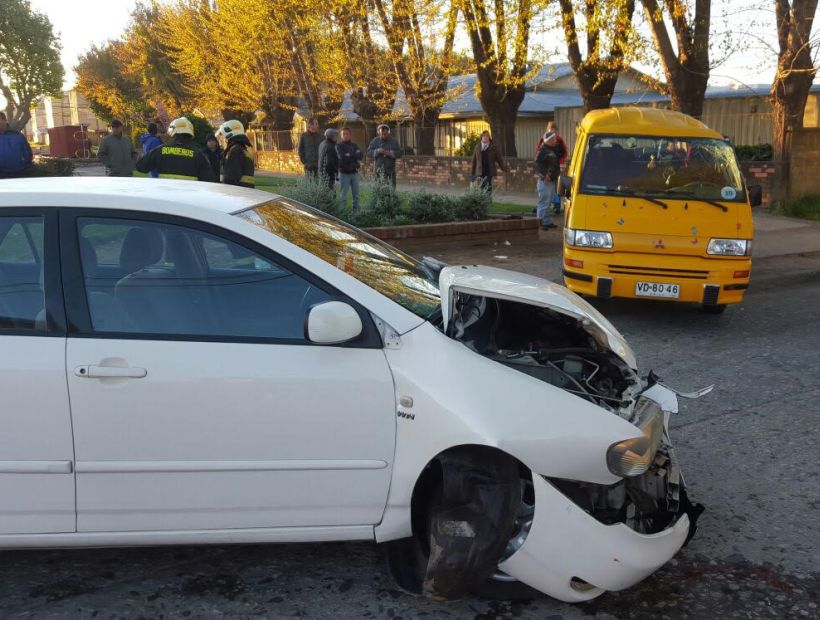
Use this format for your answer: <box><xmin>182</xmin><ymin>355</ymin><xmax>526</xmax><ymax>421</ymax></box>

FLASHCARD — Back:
<box><xmin>98</xmin><ymin>116</ymin><xmax>255</xmax><ymax>187</ymax></box>
<box><xmin>467</xmin><ymin>121</ymin><xmax>567</xmax><ymax>230</ymax></box>
<box><xmin>298</xmin><ymin>119</ymin><xmax>402</xmax><ymax>212</ymax></box>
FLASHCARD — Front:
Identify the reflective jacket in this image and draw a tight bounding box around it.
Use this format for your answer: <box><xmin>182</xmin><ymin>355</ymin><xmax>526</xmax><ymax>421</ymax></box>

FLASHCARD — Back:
<box><xmin>222</xmin><ymin>135</ymin><xmax>255</xmax><ymax>188</ymax></box>
<box><xmin>135</xmin><ymin>137</ymin><xmax>216</xmax><ymax>182</ymax></box>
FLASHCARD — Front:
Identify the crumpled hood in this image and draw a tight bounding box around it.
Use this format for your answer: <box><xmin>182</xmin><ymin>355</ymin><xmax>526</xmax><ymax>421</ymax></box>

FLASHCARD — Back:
<box><xmin>439</xmin><ymin>265</ymin><xmax>637</xmax><ymax>369</ymax></box>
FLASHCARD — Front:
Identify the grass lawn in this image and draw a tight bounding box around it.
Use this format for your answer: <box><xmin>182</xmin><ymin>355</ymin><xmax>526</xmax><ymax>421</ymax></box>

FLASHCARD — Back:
<box><xmin>777</xmin><ymin>195</ymin><xmax>820</xmax><ymax>221</ymax></box>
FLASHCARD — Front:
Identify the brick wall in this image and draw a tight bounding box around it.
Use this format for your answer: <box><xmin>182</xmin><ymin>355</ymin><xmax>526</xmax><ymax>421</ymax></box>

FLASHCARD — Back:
<box><xmin>741</xmin><ymin>161</ymin><xmax>785</xmax><ymax>207</ymax></box>
<box><xmin>789</xmin><ymin>129</ymin><xmax>820</xmax><ymax>199</ymax></box>
<box><xmin>256</xmin><ymin>151</ymin><xmax>539</xmax><ymax>193</ymax></box>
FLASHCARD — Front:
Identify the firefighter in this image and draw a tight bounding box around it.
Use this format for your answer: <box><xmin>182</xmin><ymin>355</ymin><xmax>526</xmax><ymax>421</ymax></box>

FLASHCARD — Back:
<box><xmin>216</xmin><ymin>120</ymin><xmax>255</xmax><ymax>188</ymax></box>
<box><xmin>135</xmin><ymin>117</ymin><xmax>216</xmax><ymax>182</ymax></box>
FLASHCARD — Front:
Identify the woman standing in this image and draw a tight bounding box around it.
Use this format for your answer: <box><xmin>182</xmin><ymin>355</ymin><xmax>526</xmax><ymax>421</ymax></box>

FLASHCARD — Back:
<box><xmin>470</xmin><ymin>130</ymin><xmax>508</xmax><ymax>196</ymax></box>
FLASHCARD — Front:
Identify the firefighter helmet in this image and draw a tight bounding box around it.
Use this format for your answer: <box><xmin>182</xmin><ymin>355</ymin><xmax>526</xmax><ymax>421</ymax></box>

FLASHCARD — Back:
<box><xmin>216</xmin><ymin>119</ymin><xmax>246</xmax><ymax>140</ymax></box>
<box><xmin>167</xmin><ymin>117</ymin><xmax>195</xmax><ymax>137</ymax></box>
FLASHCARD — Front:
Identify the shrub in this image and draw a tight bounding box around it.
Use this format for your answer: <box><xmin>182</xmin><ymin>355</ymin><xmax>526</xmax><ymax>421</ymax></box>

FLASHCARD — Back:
<box><xmin>187</xmin><ymin>114</ymin><xmax>216</xmax><ymax>148</ymax></box>
<box><xmin>405</xmin><ymin>190</ymin><xmax>456</xmax><ymax>223</ymax></box>
<box><xmin>283</xmin><ymin>174</ymin><xmax>340</xmax><ymax>217</ymax></box>
<box><xmin>453</xmin><ymin>186</ymin><xmax>491</xmax><ymax>221</ymax></box>
<box><xmin>734</xmin><ymin>143</ymin><xmax>773</xmax><ymax>162</ymax></box>
<box><xmin>364</xmin><ymin>177</ymin><xmax>402</xmax><ymax>221</ymax></box>
<box><xmin>29</xmin><ymin>157</ymin><xmax>74</xmax><ymax>177</ymax></box>
<box><xmin>455</xmin><ymin>133</ymin><xmax>481</xmax><ymax>157</ymax></box>
<box><xmin>776</xmin><ymin>195</ymin><xmax>820</xmax><ymax>221</ymax></box>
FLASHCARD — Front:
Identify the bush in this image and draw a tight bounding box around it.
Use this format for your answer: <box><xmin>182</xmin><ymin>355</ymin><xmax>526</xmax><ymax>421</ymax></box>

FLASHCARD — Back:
<box><xmin>363</xmin><ymin>177</ymin><xmax>402</xmax><ymax>221</ymax></box>
<box><xmin>776</xmin><ymin>195</ymin><xmax>820</xmax><ymax>221</ymax></box>
<box><xmin>187</xmin><ymin>114</ymin><xmax>216</xmax><ymax>148</ymax></box>
<box><xmin>453</xmin><ymin>186</ymin><xmax>491</xmax><ymax>221</ymax></box>
<box><xmin>405</xmin><ymin>190</ymin><xmax>456</xmax><ymax>223</ymax></box>
<box><xmin>29</xmin><ymin>157</ymin><xmax>75</xmax><ymax>177</ymax></box>
<box><xmin>283</xmin><ymin>174</ymin><xmax>340</xmax><ymax>216</ymax></box>
<box><xmin>455</xmin><ymin>133</ymin><xmax>481</xmax><ymax>157</ymax></box>
<box><xmin>734</xmin><ymin>143</ymin><xmax>773</xmax><ymax>162</ymax></box>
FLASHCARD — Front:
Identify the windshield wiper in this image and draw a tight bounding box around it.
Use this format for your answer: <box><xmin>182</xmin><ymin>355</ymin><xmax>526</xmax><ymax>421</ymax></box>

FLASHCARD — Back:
<box><xmin>602</xmin><ymin>187</ymin><xmax>669</xmax><ymax>210</ymax></box>
<box><xmin>664</xmin><ymin>190</ymin><xmax>729</xmax><ymax>212</ymax></box>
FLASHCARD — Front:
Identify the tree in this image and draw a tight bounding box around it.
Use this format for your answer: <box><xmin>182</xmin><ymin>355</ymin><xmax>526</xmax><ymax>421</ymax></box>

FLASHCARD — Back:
<box><xmin>75</xmin><ymin>42</ymin><xmax>153</xmax><ymax>124</ymax></box>
<box><xmin>0</xmin><ymin>0</ymin><xmax>64</xmax><ymax>131</ymax></box>
<box><xmin>373</xmin><ymin>0</ymin><xmax>458</xmax><ymax>155</ymax></box>
<box><xmin>558</xmin><ymin>0</ymin><xmax>638</xmax><ymax>113</ymax></box>
<box><xmin>771</xmin><ymin>0</ymin><xmax>819</xmax><ymax>163</ymax></box>
<box><xmin>640</xmin><ymin>0</ymin><xmax>711</xmax><ymax>117</ymax></box>
<box><xmin>458</xmin><ymin>0</ymin><xmax>537</xmax><ymax>157</ymax></box>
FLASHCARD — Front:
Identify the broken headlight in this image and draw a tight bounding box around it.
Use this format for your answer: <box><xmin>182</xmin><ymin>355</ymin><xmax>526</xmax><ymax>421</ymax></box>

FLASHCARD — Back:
<box><xmin>606</xmin><ymin>398</ymin><xmax>664</xmax><ymax>477</ymax></box>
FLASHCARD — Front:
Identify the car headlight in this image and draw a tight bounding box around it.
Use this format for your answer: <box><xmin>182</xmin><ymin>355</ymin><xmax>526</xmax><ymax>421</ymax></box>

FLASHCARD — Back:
<box><xmin>565</xmin><ymin>228</ymin><xmax>613</xmax><ymax>249</ymax></box>
<box><xmin>606</xmin><ymin>398</ymin><xmax>664</xmax><ymax>477</ymax></box>
<box><xmin>707</xmin><ymin>238</ymin><xmax>751</xmax><ymax>256</ymax></box>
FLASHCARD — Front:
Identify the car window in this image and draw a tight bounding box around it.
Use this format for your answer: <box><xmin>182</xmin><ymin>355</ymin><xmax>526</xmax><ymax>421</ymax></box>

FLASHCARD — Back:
<box><xmin>0</xmin><ymin>216</ymin><xmax>46</xmax><ymax>331</ymax></box>
<box><xmin>77</xmin><ymin>217</ymin><xmax>330</xmax><ymax>339</ymax></box>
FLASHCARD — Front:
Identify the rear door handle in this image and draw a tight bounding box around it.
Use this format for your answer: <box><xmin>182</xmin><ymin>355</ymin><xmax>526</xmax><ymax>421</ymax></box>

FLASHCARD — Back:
<box><xmin>74</xmin><ymin>365</ymin><xmax>148</xmax><ymax>379</ymax></box>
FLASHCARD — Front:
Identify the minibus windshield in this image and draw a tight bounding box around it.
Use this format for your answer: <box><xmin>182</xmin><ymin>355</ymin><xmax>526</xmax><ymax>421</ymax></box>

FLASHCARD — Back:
<box><xmin>580</xmin><ymin>134</ymin><xmax>746</xmax><ymax>203</ymax></box>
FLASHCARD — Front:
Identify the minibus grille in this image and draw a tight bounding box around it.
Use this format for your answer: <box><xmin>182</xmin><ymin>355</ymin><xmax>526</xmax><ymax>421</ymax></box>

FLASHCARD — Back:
<box><xmin>607</xmin><ymin>265</ymin><xmax>709</xmax><ymax>280</ymax></box>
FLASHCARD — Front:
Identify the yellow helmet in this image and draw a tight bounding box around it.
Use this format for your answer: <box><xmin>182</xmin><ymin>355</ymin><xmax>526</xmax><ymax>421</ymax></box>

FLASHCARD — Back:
<box><xmin>167</xmin><ymin>116</ymin><xmax>195</xmax><ymax>137</ymax></box>
<box><xmin>216</xmin><ymin>119</ymin><xmax>245</xmax><ymax>140</ymax></box>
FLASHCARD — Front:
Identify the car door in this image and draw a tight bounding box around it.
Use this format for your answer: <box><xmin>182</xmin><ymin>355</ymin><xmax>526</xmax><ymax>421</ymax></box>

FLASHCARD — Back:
<box><xmin>61</xmin><ymin>209</ymin><xmax>396</xmax><ymax>533</ymax></box>
<box><xmin>0</xmin><ymin>209</ymin><xmax>75</xmax><ymax>534</ymax></box>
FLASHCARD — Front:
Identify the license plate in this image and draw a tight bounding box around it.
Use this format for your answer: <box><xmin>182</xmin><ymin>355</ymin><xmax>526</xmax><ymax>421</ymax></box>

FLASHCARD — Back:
<box><xmin>635</xmin><ymin>281</ymin><xmax>680</xmax><ymax>298</ymax></box>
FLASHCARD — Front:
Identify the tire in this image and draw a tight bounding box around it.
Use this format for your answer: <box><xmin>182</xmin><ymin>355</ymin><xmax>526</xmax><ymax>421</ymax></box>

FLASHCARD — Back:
<box><xmin>701</xmin><ymin>303</ymin><xmax>727</xmax><ymax>314</ymax></box>
<box><xmin>383</xmin><ymin>448</ymin><xmax>522</xmax><ymax>600</ymax></box>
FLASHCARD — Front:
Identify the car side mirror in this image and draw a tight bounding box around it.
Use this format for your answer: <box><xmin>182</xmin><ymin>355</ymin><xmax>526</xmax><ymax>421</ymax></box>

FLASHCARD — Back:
<box><xmin>305</xmin><ymin>301</ymin><xmax>363</xmax><ymax>344</ymax></box>
<box><xmin>558</xmin><ymin>175</ymin><xmax>573</xmax><ymax>199</ymax></box>
<box><xmin>748</xmin><ymin>184</ymin><xmax>762</xmax><ymax>207</ymax></box>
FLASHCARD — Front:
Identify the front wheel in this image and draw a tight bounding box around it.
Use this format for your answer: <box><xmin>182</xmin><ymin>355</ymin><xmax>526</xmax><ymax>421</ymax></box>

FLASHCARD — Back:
<box><xmin>383</xmin><ymin>448</ymin><xmax>523</xmax><ymax>600</ymax></box>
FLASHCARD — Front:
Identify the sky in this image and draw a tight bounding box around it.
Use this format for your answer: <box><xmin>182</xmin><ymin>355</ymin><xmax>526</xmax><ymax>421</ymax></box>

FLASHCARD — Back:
<box><xmin>28</xmin><ymin>0</ymin><xmax>820</xmax><ymax>93</ymax></box>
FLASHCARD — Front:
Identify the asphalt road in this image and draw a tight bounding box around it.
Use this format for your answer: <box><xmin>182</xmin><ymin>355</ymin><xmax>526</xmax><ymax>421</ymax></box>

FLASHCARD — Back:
<box><xmin>1</xmin><ymin>250</ymin><xmax>818</xmax><ymax>619</ymax></box>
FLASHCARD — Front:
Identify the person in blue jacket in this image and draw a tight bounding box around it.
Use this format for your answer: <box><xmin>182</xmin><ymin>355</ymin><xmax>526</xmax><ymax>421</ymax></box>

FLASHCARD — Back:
<box><xmin>138</xmin><ymin>122</ymin><xmax>163</xmax><ymax>178</ymax></box>
<box><xmin>0</xmin><ymin>112</ymin><xmax>33</xmax><ymax>178</ymax></box>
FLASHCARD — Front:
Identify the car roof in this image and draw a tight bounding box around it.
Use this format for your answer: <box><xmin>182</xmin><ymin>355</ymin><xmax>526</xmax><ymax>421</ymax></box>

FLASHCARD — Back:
<box><xmin>0</xmin><ymin>177</ymin><xmax>274</xmax><ymax>215</ymax></box>
<box><xmin>579</xmin><ymin>107</ymin><xmax>724</xmax><ymax>139</ymax></box>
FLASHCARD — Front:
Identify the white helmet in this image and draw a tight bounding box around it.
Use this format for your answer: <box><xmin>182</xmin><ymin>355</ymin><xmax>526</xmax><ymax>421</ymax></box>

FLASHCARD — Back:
<box><xmin>167</xmin><ymin>116</ymin><xmax>195</xmax><ymax>137</ymax></box>
<box><xmin>216</xmin><ymin>119</ymin><xmax>245</xmax><ymax>140</ymax></box>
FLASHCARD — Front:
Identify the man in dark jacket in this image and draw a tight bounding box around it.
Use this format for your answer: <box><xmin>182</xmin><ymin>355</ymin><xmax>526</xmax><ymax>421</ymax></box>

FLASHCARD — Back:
<box><xmin>298</xmin><ymin>117</ymin><xmax>322</xmax><ymax>178</ymax></box>
<box><xmin>318</xmin><ymin>128</ymin><xmax>339</xmax><ymax>190</ymax></box>
<box><xmin>201</xmin><ymin>133</ymin><xmax>222</xmax><ymax>181</ymax></box>
<box><xmin>470</xmin><ymin>130</ymin><xmax>507</xmax><ymax>196</ymax></box>
<box><xmin>366</xmin><ymin>124</ymin><xmax>402</xmax><ymax>187</ymax></box>
<box><xmin>138</xmin><ymin>122</ymin><xmax>163</xmax><ymax>178</ymax></box>
<box><xmin>335</xmin><ymin>127</ymin><xmax>363</xmax><ymax>212</ymax></box>
<box><xmin>135</xmin><ymin>116</ymin><xmax>216</xmax><ymax>182</ymax></box>
<box><xmin>0</xmin><ymin>112</ymin><xmax>33</xmax><ymax>178</ymax></box>
<box><xmin>99</xmin><ymin>120</ymin><xmax>136</xmax><ymax>177</ymax></box>
<box><xmin>216</xmin><ymin>120</ymin><xmax>255</xmax><ymax>188</ymax></box>
<box><xmin>534</xmin><ymin>132</ymin><xmax>560</xmax><ymax>230</ymax></box>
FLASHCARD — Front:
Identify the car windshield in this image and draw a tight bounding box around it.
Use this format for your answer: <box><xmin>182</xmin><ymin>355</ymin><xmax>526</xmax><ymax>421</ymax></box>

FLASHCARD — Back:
<box><xmin>580</xmin><ymin>134</ymin><xmax>746</xmax><ymax>203</ymax></box>
<box><xmin>237</xmin><ymin>198</ymin><xmax>442</xmax><ymax>321</ymax></box>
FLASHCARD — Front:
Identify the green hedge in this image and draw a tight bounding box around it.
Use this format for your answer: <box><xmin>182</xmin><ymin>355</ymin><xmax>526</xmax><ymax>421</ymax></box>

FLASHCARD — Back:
<box><xmin>734</xmin><ymin>143</ymin><xmax>773</xmax><ymax>162</ymax></box>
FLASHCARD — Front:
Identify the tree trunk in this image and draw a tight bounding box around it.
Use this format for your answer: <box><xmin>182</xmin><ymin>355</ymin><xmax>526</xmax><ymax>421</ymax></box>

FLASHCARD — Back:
<box><xmin>668</xmin><ymin>69</ymin><xmax>709</xmax><ymax>118</ymax></box>
<box><xmin>413</xmin><ymin>109</ymin><xmax>438</xmax><ymax>156</ymax></box>
<box><xmin>576</xmin><ymin>70</ymin><xmax>620</xmax><ymax>113</ymax></box>
<box><xmin>477</xmin><ymin>87</ymin><xmax>525</xmax><ymax>157</ymax></box>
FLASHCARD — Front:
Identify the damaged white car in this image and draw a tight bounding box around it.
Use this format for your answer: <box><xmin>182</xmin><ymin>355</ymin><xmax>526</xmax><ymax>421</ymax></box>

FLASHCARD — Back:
<box><xmin>0</xmin><ymin>178</ymin><xmax>703</xmax><ymax>603</ymax></box>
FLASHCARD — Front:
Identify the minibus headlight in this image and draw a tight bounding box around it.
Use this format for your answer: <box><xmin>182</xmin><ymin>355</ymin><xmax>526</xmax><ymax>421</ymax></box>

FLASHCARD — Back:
<box><xmin>707</xmin><ymin>238</ymin><xmax>751</xmax><ymax>256</ymax></box>
<box><xmin>606</xmin><ymin>399</ymin><xmax>663</xmax><ymax>477</ymax></box>
<box><xmin>565</xmin><ymin>228</ymin><xmax>613</xmax><ymax>249</ymax></box>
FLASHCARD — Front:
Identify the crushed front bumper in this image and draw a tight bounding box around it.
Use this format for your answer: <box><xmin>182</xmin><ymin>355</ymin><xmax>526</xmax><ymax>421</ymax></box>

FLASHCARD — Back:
<box><xmin>498</xmin><ymin>474</ymin><xmax>690</xmax><ymax>602</ymax></box>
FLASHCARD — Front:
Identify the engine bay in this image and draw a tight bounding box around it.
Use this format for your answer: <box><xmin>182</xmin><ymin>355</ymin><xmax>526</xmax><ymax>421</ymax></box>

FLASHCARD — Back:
<box><xmin>446</xmin><ymin>292</ymin><xmax>641</xmax><ymax>414</ymax></box>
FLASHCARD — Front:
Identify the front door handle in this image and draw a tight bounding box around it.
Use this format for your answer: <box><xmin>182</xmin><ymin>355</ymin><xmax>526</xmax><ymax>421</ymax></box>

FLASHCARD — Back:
<box><xmin>74</xmin><ymin>365</ymin><xmax>148</xmax><ymax>379</ymax></box>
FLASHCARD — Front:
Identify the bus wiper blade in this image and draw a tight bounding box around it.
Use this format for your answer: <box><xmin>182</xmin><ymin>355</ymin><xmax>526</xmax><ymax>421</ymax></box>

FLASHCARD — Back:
<box><xmin>606</xmin><ymin>188</ymin><xmax>669</xmax><ymax>209</ymax></box>
<box><xmin>664</xmin><ymin>190</ymin><xmax>729</xmax><ymax>212</ymax></box>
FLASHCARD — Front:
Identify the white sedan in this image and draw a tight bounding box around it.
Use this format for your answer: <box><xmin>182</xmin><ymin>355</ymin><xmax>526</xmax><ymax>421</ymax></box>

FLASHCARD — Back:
<box><xmin>0</xmin><ymin>178</ymin><xmax>703</xmax><ymax>602</ymax></box>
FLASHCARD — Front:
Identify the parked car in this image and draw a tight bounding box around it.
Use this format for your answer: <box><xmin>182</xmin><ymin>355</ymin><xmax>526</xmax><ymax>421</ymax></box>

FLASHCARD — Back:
<box><xmin>560</xmin><ymin>107</ymin><xmax>761</xmax><ymax>314</ymax></box>
<box><xmin>0</xmin><ymin>178</ymin><xmax>704</xmax><ymax>603</ymax></box>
